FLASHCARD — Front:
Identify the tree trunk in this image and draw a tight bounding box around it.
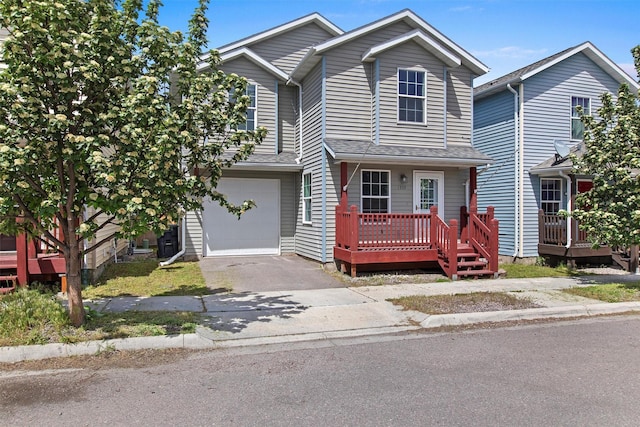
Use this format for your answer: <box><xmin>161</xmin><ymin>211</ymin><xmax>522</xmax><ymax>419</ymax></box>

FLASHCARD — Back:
<box><xmin>66</xmin><ymin>237</ymin><xmax>86</xmax><ymax>326</ymax></box>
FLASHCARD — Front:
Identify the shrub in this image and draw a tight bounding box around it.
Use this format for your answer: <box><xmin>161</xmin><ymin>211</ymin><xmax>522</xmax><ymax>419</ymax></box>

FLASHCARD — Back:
<box><xmin>0</xmin><ymin>288</ymin><xmax>70</xmax><ymax>346</ymax></box>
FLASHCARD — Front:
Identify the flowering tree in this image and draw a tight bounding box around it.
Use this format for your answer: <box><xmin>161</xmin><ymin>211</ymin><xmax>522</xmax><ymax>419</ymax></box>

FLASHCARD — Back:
<box><xmin>572</xmin><ymin>46</ymin><xmax>640</xmax><ymax>249</ymax></box>
<box><xmin>0</xmin><ymin>0</ymin><xmax>265</xmax><ymax>325</ymax></box>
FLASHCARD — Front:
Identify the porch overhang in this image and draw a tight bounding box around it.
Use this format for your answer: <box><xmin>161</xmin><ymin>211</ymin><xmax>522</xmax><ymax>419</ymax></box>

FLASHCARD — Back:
<box><xmin>223</xmin><ymin>152</ymin><xmax>304</xmax><ymax>172</ymax></box>
<box><xmin>324</xmin><ymin>138</ymin><xmax>493</xmax><ymax>168</ymax></box>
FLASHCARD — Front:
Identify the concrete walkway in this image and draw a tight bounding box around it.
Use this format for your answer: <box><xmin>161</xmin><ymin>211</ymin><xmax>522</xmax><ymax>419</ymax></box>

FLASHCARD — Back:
<box><xmin>2</xmin><ymin>274</ymin><xmax>640</xmax><ymax>363</ymax></box>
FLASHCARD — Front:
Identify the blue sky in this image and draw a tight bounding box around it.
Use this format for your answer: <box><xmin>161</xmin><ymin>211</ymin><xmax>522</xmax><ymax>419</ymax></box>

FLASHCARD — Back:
<box><xmin>157</xmin><ymin>0</ymin><xmax>639</xmax><ymax>85</ymax></box>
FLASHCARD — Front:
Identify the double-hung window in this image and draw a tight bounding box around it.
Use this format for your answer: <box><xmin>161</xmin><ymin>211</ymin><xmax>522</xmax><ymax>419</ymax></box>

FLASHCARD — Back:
<box><xmin>541</xmin><ymin>179</ymin><xmax>562</xmax><ymax>214</ymax></box>
<box><xmin>398</xmin><ymin>69</ymin><xmax>425</xmax><ymax>124</ymax></box>
<box><xmin>234</xmin><ymin>84</ymin><xmax>257</xmax><ymax>131</ymax></box>
<box><xmin>303</xmin><ymin>173</ymin><xmax>312</xmax><ymax>223</ymax></box>
<box><xmin>571</xmin><ymin>96</ymin><xmax>590</xmax><ymax>140</ymax></box>
<box><xmin>361</xmin><ymin>170</ymin><xmax>390</xmax><ymax>213</ymax></box>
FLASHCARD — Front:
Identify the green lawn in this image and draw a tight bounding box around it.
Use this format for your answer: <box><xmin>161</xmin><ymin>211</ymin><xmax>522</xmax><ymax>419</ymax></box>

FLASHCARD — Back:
<box><xmin>83</xmin><ymin>259</ymin><xmax>211</xmax><ymax>299</ymax></box>
<box><xmin>500</xmin><ymin>263</ymin><xmax>579</xmax><ymax>279</ymax></box>
<box><xmin>563</xmin><ymin>282</ymin><xmax>640</xmax><ymax>303</ymax></box>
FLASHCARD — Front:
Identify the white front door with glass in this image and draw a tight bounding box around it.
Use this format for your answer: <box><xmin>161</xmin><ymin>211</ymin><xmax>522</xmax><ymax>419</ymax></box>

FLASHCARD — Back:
<box><xmin>413</xmin><ymin>171</ymin><xmax>444</xmax><ymax>213</ymax></box>
<box><xmin>413</xmin><ymin>171</ymin><xmax>444</xmax><ymax>243</ymax></box>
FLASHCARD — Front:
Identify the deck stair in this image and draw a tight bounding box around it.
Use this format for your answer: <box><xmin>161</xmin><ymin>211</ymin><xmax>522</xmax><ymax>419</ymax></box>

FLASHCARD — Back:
<box><xmin>0</xmin><ymin>273</ymin><xmax>17</xmax><ymax>294</ymax></box>
<box><xmin>439</xmin><ymin>243</ymin><xmax>495</xmax><ymax>280</ymax></box>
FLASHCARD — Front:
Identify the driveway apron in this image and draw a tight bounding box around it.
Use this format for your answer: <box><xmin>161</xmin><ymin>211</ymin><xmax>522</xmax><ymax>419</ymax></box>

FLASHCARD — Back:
<box><xmin>198</xmin><ymin>255</ymin><xmax>345</xmax><ymax>293</ymax></box>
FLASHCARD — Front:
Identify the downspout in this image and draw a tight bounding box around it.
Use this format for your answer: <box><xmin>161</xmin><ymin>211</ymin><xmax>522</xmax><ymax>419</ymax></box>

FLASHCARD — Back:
<box><xmin>518</xmin><ymin>84</ymin><xmax>525</xmax><ymax>258</ymax></box>
<box><xmin>159</xmin><ymin>212</ymin><xmax>186</xmax><ymax>267</ymax></box>
<box><xmin>321</xmin><ymin>56</ymin><xmax>327</xmax><ymax>263</ymax></box>
<box><xmin>443</xmin><ymin>67</ymin><xmax>448</xmax><ymax>148</ymax></box>
<box><xmin>559</xmin><ymin>171</ymin><xmax>572</xmax><ymax>248</ymax></box>
<box><xmin>286</xmin><ymin>78</ymin><xmax>303</xmax><ymax>162</ymax></box>
<box><xmin>374</xmin><ymin>59</ymin><xmax>380</xmax><ymax>145</ymax></box>
<box><xmin>507</xmin><ymin>83</ymin><xmax>519</xmax><ymax>257</ymax></box>
<box><xmin>274</xmin><ymin>80</ymin><xmax>279</xmax><ymax>155</ymax></box>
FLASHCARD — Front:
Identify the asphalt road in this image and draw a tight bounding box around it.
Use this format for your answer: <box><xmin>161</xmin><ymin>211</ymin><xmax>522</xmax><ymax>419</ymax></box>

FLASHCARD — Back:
<box><xmin>3</xmin><ymin>316</ymin><xmax>640</xmax><ymax>426</ymax></box>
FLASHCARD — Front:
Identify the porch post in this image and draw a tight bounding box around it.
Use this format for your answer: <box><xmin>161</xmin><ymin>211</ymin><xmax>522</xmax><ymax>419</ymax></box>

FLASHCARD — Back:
<box><xmin>469</xmin><ymin>167</ymin><xmax>477</xmax><ymax>213</ymax></box>
<box><xmin>429</xmin><ymin>206</ymin><xmax>438</xmax><ymax>246</ymax></box>
<box><xmin>449</xmin><ymin>219</ymin><xmax>458</xmax><ymax>279</ymax></box>
<box><xmin>340</xmin><ymin>162</ymin><xmax>348</xmax><ymax>209</ymax></box>
<box><xmin>16</xmin><ymin>218</ymin><xmax>28</xmax><ymax>287</ymax></box>
<box><xmin>490</xmin><ymin>218</ymin><xmax>499</xmax><ymax>273</ymax></box>
<box><xmin>349</xmin><ymin>205</ymin><xmax>358</xmax><ymax>251</ymax></box>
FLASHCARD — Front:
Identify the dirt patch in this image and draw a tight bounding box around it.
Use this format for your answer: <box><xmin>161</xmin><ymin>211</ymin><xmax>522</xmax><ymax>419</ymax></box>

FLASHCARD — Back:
<box><xmin>389</xmin><ymin>292</ymin><xmax>542</xmax><ymax>315</ymax></box>
<box><xmin>0</xmin><ymin>348</ymin><xmax>199</xmax><ymax>372</ymax></box>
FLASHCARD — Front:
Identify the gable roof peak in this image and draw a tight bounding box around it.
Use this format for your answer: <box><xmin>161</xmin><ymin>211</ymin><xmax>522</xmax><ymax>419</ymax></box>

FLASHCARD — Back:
<box><xmin>475</xmin><ymin>41</ymin><xmax>639</xmax><ymax>98</ymax></box>
<box><xmin>217</xmin><ymin>12</ymin><xmax>343</xmax><ymax>54</ymax></box>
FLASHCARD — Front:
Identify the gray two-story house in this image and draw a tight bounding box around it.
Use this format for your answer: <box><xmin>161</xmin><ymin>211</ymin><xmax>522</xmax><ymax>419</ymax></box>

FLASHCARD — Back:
<box><xmin>186</xmin><ymin>10</ymin><xmax>499</xmax><ymax>279</ymax></box>
<box><xmin>474</xmin><ymin>42</ymin><xmax>639</xmax><ymax>266</ymax></box>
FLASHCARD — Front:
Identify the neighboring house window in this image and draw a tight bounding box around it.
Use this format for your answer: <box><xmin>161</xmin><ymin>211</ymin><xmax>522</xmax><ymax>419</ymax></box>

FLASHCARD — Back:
<box><xmin>233</xmin><ymin>84</ymin><xmax>257</xmax><ymax>131</ymax></box>
<box><xmin>303</xmin><ymin>173</ymin><xmax>312</xmax><ymax>223</ymax></box>
<box><xmin>361</xmin><ymin>170</ymin><xmax>390</xmax><ymax>213</ymax></box>
<box><xmin>398</xmin><ymin>69</ymin><xmax>425</xmax><ymax>124</ymax></box>
<box><xmin>541</xmin><ymin>179</ymin><xmax>562</xmax><ymax>214</ymax></box>
<box><xmin>571</xmin><ymin>96</ymin><xmax>590</xmax><ymax>140</ymax></box>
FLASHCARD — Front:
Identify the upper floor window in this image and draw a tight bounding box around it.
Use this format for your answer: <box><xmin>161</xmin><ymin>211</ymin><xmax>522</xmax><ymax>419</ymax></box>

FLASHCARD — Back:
<box><xmin>303</xmin><ymin>173</ymin><xmax>312</xmax><ymax>224</ymax></box>
<box><xmin>361</xmin><ymin>170</ymin><xmax>390</xmax><ymax>213</ymax></box>
<box><xmin>571</xmin><ymin>96</ymin><xmax>590</xmax><ymax>140</ymax></box>
<box><xmin>233</xmin><ymin>84</ymin><xmax>257</xmax><ymax>131</ymax></box>
<box><xmin>398</xmin><ymin>69</ymin><xmax>425</xmax><ymax>124</ymax></box>
<box><xmin>541</xmin><ymin>178</ymin><xmax>562</xmax><ymax>214</ymax></box>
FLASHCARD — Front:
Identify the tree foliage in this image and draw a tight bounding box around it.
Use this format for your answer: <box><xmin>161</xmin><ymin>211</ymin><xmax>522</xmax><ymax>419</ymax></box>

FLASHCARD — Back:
<box><xmin>0</xmin><ymin>0</ymin><xmax>265</xmax><ymax>325</ymax></box>
<box><xmin>572</xmin><ymin>45</ymin><xmax>640</xmax><ymax>248</ymax></box>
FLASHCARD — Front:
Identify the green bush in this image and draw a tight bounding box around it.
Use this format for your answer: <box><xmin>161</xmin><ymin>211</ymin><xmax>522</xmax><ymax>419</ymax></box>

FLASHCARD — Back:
<box><xmin>0</xmin><ymin>288</ymin><xmax>70</xmax><ymax>346</ymax></box>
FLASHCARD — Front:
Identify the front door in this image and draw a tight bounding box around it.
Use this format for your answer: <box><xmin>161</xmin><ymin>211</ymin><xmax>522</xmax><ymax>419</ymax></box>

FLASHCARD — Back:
<box><xmin>413</xmin><ymin>171</ymin><xmax>444</xmax><ymax>214</ymax></box>
<box><xmin>413</xmin><ymin>172</ymin><xmax>444</xmax><ymax>243</ymax></box>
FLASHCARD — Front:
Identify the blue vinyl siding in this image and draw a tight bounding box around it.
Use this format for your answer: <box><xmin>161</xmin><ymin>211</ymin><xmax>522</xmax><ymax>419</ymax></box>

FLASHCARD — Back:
<box><xmin>474</xmin><ymin>90</ymin><xmax>517</xmax><ymax>255</ymax></box>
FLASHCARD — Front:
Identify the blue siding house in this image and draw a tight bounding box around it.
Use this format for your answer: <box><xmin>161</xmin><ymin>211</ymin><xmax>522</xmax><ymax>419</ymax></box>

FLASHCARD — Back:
<box><xmin>473</xmin><ymin>42</ymin><xmax>638</xmax><ymax>264</ymax></box>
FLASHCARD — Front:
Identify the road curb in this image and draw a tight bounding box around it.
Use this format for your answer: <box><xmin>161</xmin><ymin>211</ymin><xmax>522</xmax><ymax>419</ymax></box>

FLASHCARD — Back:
<box><xmin>3</xmin><ymin>302</ymin><xmax>640</xmax><ymax>364</ymax></box>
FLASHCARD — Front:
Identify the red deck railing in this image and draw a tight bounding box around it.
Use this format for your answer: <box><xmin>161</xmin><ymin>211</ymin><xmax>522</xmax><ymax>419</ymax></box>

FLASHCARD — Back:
<box><xmin>335</xmin><ymin>204</ymin><xmax>499</xmax><ymax>279</ymax></box>
<box><xmin>14</xmin><ymin>217</ymin><xmax>66</xmax><ymax>286</ymax></box>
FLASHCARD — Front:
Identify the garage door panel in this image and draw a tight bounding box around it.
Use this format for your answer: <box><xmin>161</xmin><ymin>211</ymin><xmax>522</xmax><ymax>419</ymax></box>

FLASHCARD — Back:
<box><xmin>203</xmin><ymin>178</ymin><xmax>280</xmax><ymax>256</ymax></box>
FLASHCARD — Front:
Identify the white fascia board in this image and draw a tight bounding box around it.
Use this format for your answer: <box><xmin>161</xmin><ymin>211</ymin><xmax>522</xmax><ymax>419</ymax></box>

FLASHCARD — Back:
<box><xmin>217</xmin><ymin>13</ymin><xmax>342</xmax><ymax>54</ymax></box>
<box><xmin>199</xmin><ymin>47</ymin><xmax>289</xmax><ymax>81</ymax></box>
<box><xmin>288</xmin><ymin>46</ymin><xmax>320</xmax><ymax>81</ymax></box>
<box><xmin>316</xmin><ymin>9</ymin><xmax>488</xmax><ymax>75</ymax></box>
<box><xmin>362</xmin><ymin>29</ymin><xmax>461</xmax><ymax>68</ymax></box>
<box><xmin>521</xmin><ymin>42</ymin><xmax>639</xmax><ymax>91</ymax></box>
<box><xmin>330</xmin><ymin>153</ymin><xmax>493</xmax><ymax>167</ymax></box>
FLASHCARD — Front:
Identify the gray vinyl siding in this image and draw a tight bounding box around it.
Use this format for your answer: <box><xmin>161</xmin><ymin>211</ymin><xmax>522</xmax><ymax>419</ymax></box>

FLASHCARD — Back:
<box><xmin>377</xmin><ymin>43</ymin><xmax>446</xmax><ymax>146</ymax></box>
<box><xmin>446</xmin><ymin>67</ymin><xmax>474</xmax><ymax>146</ymax></box>
<box><xmin>343</xmin><ymin>164</ymin><xmax>468</xmax><ymax>224</ymax></box>
<box><xmin>474</xmin><ymin>90</ymin><xmax>518</xmax><ymax>256</ymax></box>
<box><xmin>278</xmin><ymin>84</ymin><xmax>298</xmax><ymax>153</ymax></box>
<box><xmin>323</xmin><ymin>21</ymin><xmax>415</xmax><ymax>142</ymax></box>
<box><xmin>322</xmin><ymin>22</ymin><xmax>473</xmax><ymax>149</ymax></box>
<box><xmin>519</xmin><ymin>53</ymin><xmax>621</xmax><ymax>257</ymax></box>
<box><xmin>295</xmin><ymin>63</ymin><xmax>325</xmax><ymax>261</ymax></box>
<box><xmin>219</xmin><ymin>57</ymin><xmax>280</xmax><ymax>155</ymax></box>
<box><xmin>250</xmin><ymin>23</ymin><xmax>335</xmax><ymax>74</ymax></box>
<box><xmin>185</xmin><ymin>170</ymin><xmax>298</xmax><ymax>257</ymax></box>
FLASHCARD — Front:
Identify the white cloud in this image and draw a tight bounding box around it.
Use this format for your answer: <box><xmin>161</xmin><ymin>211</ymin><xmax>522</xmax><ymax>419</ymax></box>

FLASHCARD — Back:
<box><xmin>472</xmin><ymin>46</ymin><xmax>548</xmax><ymax>59</ymax></box>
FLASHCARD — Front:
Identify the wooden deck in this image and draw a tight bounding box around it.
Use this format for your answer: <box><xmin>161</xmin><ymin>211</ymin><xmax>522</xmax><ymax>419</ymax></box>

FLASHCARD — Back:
<box><xmin>538</xmin><ymin>210</ymin><xmax>611</xmax><ymax>262</ymax></box>
<box><xmin>334</xmin><ymin>205</ymin><xmax>499</xmax><ymax>279</ymax></box>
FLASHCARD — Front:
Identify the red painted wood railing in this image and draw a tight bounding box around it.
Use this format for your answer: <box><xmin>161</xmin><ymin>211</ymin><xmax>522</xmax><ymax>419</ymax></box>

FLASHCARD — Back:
<box><xmin>15</xmin><ymin>217</ymin><xmax>66</xmax><ymax>286</ymax></box>
<box><xmin>335</xmin><ymin>205</ymin><xmax>433</xmax><ymax>251</ymax></box>
<box><xmin>468</xmin><ymin>211</ymin><xmax>499</xmax><ymax>272</ymax></box>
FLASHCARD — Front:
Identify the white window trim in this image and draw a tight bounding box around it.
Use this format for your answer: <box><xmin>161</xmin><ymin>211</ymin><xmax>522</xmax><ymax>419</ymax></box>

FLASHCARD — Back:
<box><xmin>397</xmin><ymin>67</ymin><xmax>427</xmax><ymax>125</ymax></box>
<box><xmin>235</xmin><ymin>83</ymin><xmax>258</xmax><ymax>131</ymax></box>
<box><xmin>570</xmin><ymin>95</ymin><xmax>590</xmax><ymax>141</ymax></box>
<box><xmin>540</xmin><ymin>178</ymin><xmax>562</xmax><ymax>215</ymax></box>
<box><xmin>361</xmin><ymin>169</ymin><xmax>391</xmax><ymax>214</ymax></box>
<box><xmin>302</xmin><ymin>172</ymin><xmax>312</xmax><ymax>224</ymax></box>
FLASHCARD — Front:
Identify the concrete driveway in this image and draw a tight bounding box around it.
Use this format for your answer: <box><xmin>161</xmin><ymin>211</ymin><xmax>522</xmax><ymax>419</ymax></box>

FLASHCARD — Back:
<box><xmin>198</xmin><ymin>255</ymin><xmax>346</xmax><ymax>293</ymax></box>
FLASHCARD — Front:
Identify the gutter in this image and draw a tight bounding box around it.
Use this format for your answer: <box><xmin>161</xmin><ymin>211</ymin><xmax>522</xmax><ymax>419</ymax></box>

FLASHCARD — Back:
<box><xmin>159</xmin><ymin>213</ymin><xmax>186</xmax><ymax>267</ymax></box>
<box><xmin>506</xmin><ymin>83</ymin><xmax>519</xmax><ymax>258</ymax></box>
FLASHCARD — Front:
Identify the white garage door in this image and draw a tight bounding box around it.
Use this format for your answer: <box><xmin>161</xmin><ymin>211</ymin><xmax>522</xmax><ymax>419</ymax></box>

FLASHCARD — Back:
<box><xmin>203</xmin><ymin>178</ymin><xmax>280</xmax><ymax>256</ymax></box>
